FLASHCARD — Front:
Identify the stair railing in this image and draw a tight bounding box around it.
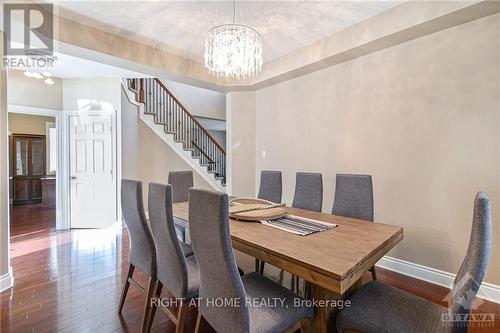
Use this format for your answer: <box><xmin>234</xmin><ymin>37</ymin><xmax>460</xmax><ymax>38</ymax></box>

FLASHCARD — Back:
<box><xmin>128</xmin><ymin>78</ymin><xmax>226</xmax><ymax>183</ymax></box>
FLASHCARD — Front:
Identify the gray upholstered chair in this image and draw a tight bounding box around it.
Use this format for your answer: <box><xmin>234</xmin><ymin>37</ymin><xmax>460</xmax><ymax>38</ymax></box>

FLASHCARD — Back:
<box><xmin>118</xmin><ymin>180</ymin><xmax>157</xmax><ymax>331</ymax></box>
<box><xmin>292</xmin><ymin>172</ymin><xmax>323</xmax><ymax>212</ymax></box>
<box><xmin>256</xmin><ymin>170</ymin><xmax>282</xmax><ymax>274</ymax></box>
<box><xmin>168</xmin><ymin>170</ymin><xmax>194</xmax><ymax>242</ymax></box>
<box><xmin>189</xmin><ymin>188</ymin><xmax>313</xmax><ymax>333</ymax></box>
<box><xmin>332</xmin><ymin>174</ymin><xmax>374</xmax><ymax>221</ymax></box>
<box><xmin>336</xmin><ymin>191</ymin><xmax>492</xmax><ymax>333</ymax></box>
<box><xmin>168</xmin><ymin>171</ymin><xmax>194</xmax><ymax>203</ymax></box>
<box><xmin>288</xmin><ymin>172</ymin><xmax>323</xmax><ymax>291</ymax></box>
<box><xmin>332</xmin><ymin>174</ymin><xmax>377</xmax><ymax>280</ymax></box>
<box><xmin>258</xmin><ymin>170</ymin><xmax>282</xmax><ymax>204</ymax></box>
<box><xmin>145</xmin><ymin>183</ymin><xmax>199</xmax><ymax>333</ymax></box>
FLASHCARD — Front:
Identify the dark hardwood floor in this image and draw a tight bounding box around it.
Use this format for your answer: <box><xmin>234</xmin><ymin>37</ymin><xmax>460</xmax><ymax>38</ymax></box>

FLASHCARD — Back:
<box><xmin>1</xmin><ymin>204</ymin><xmax>499</xmax><ymax>332</ymax></box>
<box><xmin>10</xmin><ymin>203</ymin><xmax>56</xmax><ymax>237</ymax></box>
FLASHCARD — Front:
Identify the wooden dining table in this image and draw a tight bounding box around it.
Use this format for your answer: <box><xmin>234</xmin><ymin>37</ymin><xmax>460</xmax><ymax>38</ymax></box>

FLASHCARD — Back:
<box><xmin>172</xmin><ymin>202</ymin><xmax>403</xmax><ymax>333</ymax></box>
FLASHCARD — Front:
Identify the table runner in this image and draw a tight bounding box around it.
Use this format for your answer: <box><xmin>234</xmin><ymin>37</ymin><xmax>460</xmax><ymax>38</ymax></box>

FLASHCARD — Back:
<box><xmin>260</xmin><ymin>215</ymin><xmax>337</xmax><ymax>236</ymax></box>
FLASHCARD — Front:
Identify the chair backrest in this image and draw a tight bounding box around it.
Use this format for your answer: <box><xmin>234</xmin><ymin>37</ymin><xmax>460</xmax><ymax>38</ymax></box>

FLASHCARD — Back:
<box><xmin>292</xmin><ymin>172</ymin><xmax>323</xmax><ymax>212</ymax></box>
<box><xmin>450</xmin><ymin>192</ymin><xmax>492</xmax><ymax>321</ymax></box>
<box><xmin>168</xmin><ymin>171</ymin><xmax>194</xmax><ymax>203</ymax></box>
<box><xmin>257</xmin><ymin>170</ymin><xmax>282</xmax><ymax>203</ymax></box>
<box><xmin>121</xmin><ymin>179</ymin><xmax>156</xmax><ymax>277</ymax></box>
<box><xmin>148</xmin><ymin>182</ymin><xmax>189</xmax><ymax>298</ymax></box>
<box><xmin>332</xmin><ymin>174</ymin><xmax>374</xmax><ymax>221</ymax></box>
<box><xmin>189</xmin><ymin>188</ymin><xmax>249</xmax><ymax>333</ymax></box>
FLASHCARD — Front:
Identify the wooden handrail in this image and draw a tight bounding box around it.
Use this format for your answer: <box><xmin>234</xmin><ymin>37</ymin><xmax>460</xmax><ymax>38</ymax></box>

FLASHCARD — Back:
<box><xmin>191</xmin><ymin>140</ymin><xmax>215</xmax><ymax>163</ymax></box>
<box><xmin>153</xmin><ymin>78</ymin><xmax>226</xmax><ymax>154</ymax></box>
<box><xmin>127</xmin><ymin>77</ymin><xmax>226</xmax><ymax>183</ymax></box>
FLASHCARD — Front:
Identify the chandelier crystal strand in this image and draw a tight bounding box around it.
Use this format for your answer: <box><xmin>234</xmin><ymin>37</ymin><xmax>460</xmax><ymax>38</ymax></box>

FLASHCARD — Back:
<box><xmin>205</xmin><ymin>24</ymin><xmax>263</xmax><ymax>79</ymax></box>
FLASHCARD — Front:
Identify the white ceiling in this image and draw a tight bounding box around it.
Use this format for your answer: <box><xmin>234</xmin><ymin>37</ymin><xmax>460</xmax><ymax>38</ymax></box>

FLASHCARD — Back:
<box><xmin>55</xmin><ymin>1</ymin><xmax>402</xmax><ymax>64</ymax></box>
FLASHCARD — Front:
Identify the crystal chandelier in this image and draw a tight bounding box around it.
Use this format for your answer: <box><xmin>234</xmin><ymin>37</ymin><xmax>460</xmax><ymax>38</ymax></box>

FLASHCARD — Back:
<box><xmin>204</xmin><ymin>2</ymin><xmax>262</xmax><ymax>79</ymax></box>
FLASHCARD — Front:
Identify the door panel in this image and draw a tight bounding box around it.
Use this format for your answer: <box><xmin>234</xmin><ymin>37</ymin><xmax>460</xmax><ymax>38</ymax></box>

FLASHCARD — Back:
<box><xmin>14</xmin><ymin>138</ymin><xmax>29</xmax><ymax>176</ymax></box>
<box><xmin>70</xmin><ymin>114</ymin><xmax>115</xmax><ymax>229</ymax></box>
<box><xmin>13</xmin><ymin>179</ymin><xmax>29</xmax><ymax>201</ymax></box>
<box><xmin>31</xmin><ymin>138</ymin><xmax>45</xmax><ymax>175</ymax></box>
<box><xmin>93</xmin><ymin>122</ymin><xmax>104</xmax><ymax>134</ymax></box>
<box><xmin>75</xmin><ymin>140</ymin><xmax>87</xmax><ymax>173</ymax></box>
<box><xmin>93</xmin><ymin>140</ymin><xmax>105</xmax><ymax>172</ymax></box>
<box><xmin>31</xmin><ymin>179</ymin><xmax>42</xmax><ymax>200</ymax></box>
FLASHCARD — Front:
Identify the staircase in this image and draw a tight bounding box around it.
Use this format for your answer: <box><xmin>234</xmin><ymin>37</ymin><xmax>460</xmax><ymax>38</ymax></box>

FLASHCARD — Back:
<box><xmin>126</xmin><ymin>78</ymin><xmax>226</xmax><ymax>190</ymax></box>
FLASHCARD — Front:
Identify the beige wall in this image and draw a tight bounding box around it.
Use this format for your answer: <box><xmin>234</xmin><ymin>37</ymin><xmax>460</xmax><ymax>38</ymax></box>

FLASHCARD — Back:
<box><xmin>7</xmin><ymin>69</ymin><xmax>63</xmax><ymax>110</ymax></box>
<box><xmin>63</xmin><ymin>78</ymin><xmax>121</xmax><ymax>112</ymax></box>
<box><xmin>161</xmin><ymin>79</ymin><xmax>226</xmax><ymax>120</ymax></box>
<box><xmin>227</xmin><ymin>91</ymin><xmax>256</xmax><ymax>197</ymax></box>
<box><xmin>8</xmin><ymin>113</ymin><xmax>55</xmax><ymax>135</ymax></box>
<box><xmin>121</xmin><ymin>90</ymin><xmax>212</xmax><ymax>203</ymax></box>
<box><xmin>230</xmin><ymin>14</ymin><xmax>500</xmax><ymax>284</ymax></box>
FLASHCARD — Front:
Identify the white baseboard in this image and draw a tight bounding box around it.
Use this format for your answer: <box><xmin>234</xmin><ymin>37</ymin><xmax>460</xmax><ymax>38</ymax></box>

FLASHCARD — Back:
<box><xmin>0</xmin><ymin>267</ymin><xmax>13</xmax><ymax>293</ymax></box>
<box><xmin>377</xmin><ymin>256</ymin><xmax>500</xmax><ymax>304</ymax></box>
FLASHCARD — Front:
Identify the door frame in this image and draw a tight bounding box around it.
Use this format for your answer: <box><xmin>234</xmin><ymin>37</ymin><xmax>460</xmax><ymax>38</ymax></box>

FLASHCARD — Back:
<box><xmin>8</xmin><ymin>105</ymin><xmax>64</xmax><ymax>228</ymax></box>
<box><xmin>7</xmin><ymin>105</ymin><xmax>122</xmax><ymax>230</ymax></box>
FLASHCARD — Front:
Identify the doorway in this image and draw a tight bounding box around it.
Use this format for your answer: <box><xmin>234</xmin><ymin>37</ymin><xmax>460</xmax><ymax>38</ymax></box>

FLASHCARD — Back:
<box><xmin>8</xmin><ymin>112</ymin><xmax>58</xmax><ymax>236</ymax></box>
<box><xmin>7</xmin><ymin>107</ymin><xmax>120</xmax><ymax>232</ymax></box>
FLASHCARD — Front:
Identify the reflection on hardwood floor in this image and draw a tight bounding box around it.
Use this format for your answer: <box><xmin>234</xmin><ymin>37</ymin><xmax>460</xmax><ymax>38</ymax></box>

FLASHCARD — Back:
<box><xmin>10</xmin><ymin>203</ymin><xmax>55</xmax><ymax>237</ymax></box>
<box><xmin>1</xmin><ymin>204</ymin><xmax>499</xmax><ymax>332</ymax></box>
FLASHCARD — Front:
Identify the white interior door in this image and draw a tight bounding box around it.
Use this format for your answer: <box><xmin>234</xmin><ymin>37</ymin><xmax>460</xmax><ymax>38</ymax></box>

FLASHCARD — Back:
<box><xmin>70</xmin><ymin>114</ymin><xmax>116</xmax><ymax>228</ymax></box>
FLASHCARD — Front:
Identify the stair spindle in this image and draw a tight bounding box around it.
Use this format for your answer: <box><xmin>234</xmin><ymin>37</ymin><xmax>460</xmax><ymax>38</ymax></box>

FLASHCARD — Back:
<box><xmin>128</xmin><ymin>77</ymin><xmax>226</xmax><ymax>185</ymax></box>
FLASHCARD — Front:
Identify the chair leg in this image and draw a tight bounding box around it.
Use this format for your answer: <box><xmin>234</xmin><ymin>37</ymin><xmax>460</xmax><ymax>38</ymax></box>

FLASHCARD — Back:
<box><xmin>145</xmin><ymin>281</ymin><xmax>163</xmax><ymax>333</ymax></box>
<box><xmin>370</xmin><ymin>266</ymin><xmax>377</xmax><ymax>280</ymax></box>
<box><xmin>194</xmin><ymin>313</ymin><xmax>202</xmax><ymax>333</ymax></box>
<box><xmin>259</xmin><ymin>261</ymin><xmax>265</xmax><ymax>274</ymax></box>
<box><xmin>141</xmin><ymin>277</ymin><xmax>157</xmax><ymax>333</ymax></box>
<box><xmin>284</xmin><ymin>322</ymin><xmax>301</xmax><ymax>333</ymax></box>
<box><xmin>279</xmin><ymin>270</ymin><xmax>284</xmax><ymax>285</ymax></box>
<box><xmin>255</xmin><ymin>258</ymin><xmax>260</xmax><ymax>272</ymax></box>
<box><xmin>175</xmin><ymin>300</ymin><xmax>190</xmax><ymax>333</ymax></box>
<box><xmin>118</xmin><ymin>264</ymin><xmax>135</xmax><ymax>314</ymax></box>
<box><xmin>300</xmin><ymin>318</ymin><xmax>310</xmax><ymax>333</ymax></box>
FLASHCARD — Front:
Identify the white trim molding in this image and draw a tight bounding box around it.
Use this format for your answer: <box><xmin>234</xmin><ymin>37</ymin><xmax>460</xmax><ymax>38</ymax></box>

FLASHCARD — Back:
<box><xmin>0</xmin><ymin>267</ymin><xmax>13</xmax><ymax>293</ymax></box>
<box><xmin>8</xmin><ymin>104</ymin><xmax>67</xmax><ymax>230</ymax></box>
<box><xmin>8</xmin><ymin>104</ymin><xmax>62</xmax><ymax>116</ymax></box>
<box><xmin>377</xmin><ymin>256</ymin><xmax>500</xmax><ymax>304</ymax></box>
